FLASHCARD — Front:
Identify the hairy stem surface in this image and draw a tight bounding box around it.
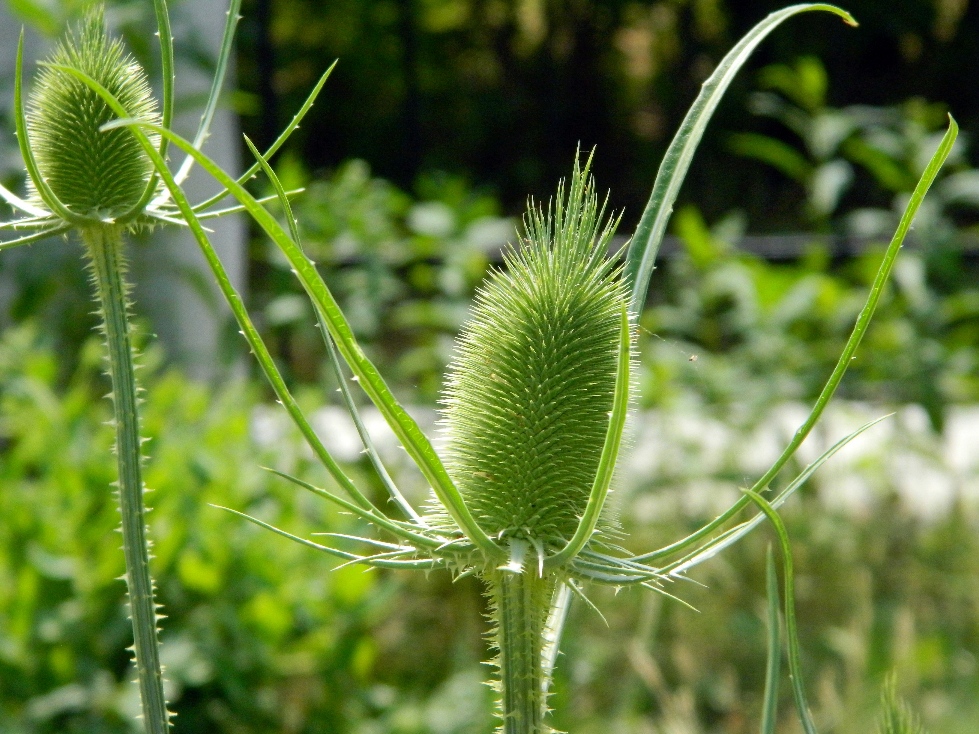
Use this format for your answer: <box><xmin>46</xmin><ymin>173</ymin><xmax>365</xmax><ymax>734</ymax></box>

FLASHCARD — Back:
<box><xmin>490</xmin><ymin>570</ymin><xmax>556</xmax><ymax>734</ymax></box>
<box><xmin>82</xmin><ymin>226</ymin><xmax>169</xmax><ymax>734</ymax></box>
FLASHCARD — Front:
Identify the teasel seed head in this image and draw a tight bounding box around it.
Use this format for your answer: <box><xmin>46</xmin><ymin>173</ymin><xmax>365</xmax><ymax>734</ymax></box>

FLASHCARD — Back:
<box><xmin>26</xmin><ymin>8</ymin><xmax>160</xmax><ymax>220</ymax></box>
<box><xmin>440</xmin><ymin>156</ymin><xmax>632</xmax><ymax>551</ymax></box>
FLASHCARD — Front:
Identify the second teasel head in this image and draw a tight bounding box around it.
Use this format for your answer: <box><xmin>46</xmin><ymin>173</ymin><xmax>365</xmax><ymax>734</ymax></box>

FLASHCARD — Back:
<box><xmin>439</xmin><ymin>157</ymin><xmax>634</xmax><ymax>552</ymax></box>
<box><xmin>26</xmin><ymin>8</ymin><xmax>160</xmax><ymax>221</ymax></box>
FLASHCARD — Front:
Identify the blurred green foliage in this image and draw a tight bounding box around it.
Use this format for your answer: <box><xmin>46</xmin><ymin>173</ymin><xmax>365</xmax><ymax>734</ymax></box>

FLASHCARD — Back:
<box><xmin>251</xmin><ymin>157</ymin><xmax>515</xmax><ymax>401</ymax></box>
<box><xmin>553</xmin><ymin>490</ymin><xmax>979</xmax><ymax>733</ymax></box>
<box><xmin>641</xmin><ymin>204</ymin><xmax>979</xmax><ymax>432</ymax></box>
<box><xmin>730</xmin><ymin>55</ymin><xmax>979</xmax><ymax>238</ymax></box>
<box><xmin>4</xmin><ymin>136</ymin><xmax>979</xmax><ymax>733</ymax></box>
<box><xmin>2</xmin><ymin>310</ymin><xmax>978</xmax><ymax>732</ymax></box>
<box><xmin>0</xmin><ymin>324</ymin><xmax>490</xmax><ymax>733</ymax></box>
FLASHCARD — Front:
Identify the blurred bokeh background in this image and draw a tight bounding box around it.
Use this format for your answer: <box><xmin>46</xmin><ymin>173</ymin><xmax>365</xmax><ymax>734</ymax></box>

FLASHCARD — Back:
<box><xmin>1</xmin><ymin>0</ymin><xmax>979</xmax><ymax>732</ymax></box>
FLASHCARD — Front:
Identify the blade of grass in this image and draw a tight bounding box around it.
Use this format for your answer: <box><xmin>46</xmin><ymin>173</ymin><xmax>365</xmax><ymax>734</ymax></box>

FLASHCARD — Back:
<box><xmin>760</xmin><ymin>545</ymin><xmax>782</xmax><ymax>734</ymax></box>
<box><xmin>541</xmin><ymin>582</ymin><xmax>573</xmax><ymax>688</ymax></box>
<box><xmin>565</xmin><ymin>579</ymin><xmax>608</xmax><ymax>626</ymax></box>
<box><xmin>192</xmin><ymin>189</ymin><xmax>304</xmax><ymax>219</ymax></box>
<box><xmin>151</xmin><ymin>0</ymin><xmax>174</xmax><ymax>157</ymax></box>
<box><xmin>212</xmin><ymin>505</ymin><xmax>439</xmax><ymax>569</ymax></box>
<box><xmin>321</xmin><ymin>326</ymin><xmax>426</xmax><ymax>522</ymax></box>
<box><xmin>625</xmin><ymin>3</ymin><xmax>856</xmax><ymax>313</ymax></box>
<box><xmin>263</xmin><ymin>469</ymin><xmax>446</xmax><ymax>551</ymax></box>
<box><xmin>742</xmin><ymin>489</ymin><xmax>818</xmax><ymax>734</ymax></box>
<box><xmin>311</xmin><ymin>533</ymin><xmax>406</xmax><ymax>550</ymax></box>
<box><xmin>332</xmin><ymin>549</ymin><xmax>434</xmax><ymax>571</ymax></box>
<box><xmin>0</xmin><ymin>181</ymin><xmax>48</xmax><ymax>217</ymax></box>
<box><xmin>573</xmin><ymin>557</ymin><xmax>662</xmax><ymax>583</ymax></box>
<box><xmin>152</xmin><ymin>191</ymin><xmax>305</xmax><ymax>224</ymax></box>
<box><xmin>0</xmin><ymin>214</ymin><xmax>59</xmax><ymax>230</ymax></box>
<box><xmin>242</xmin><ymin>135</ymin><xmax>425</xmax><ymax>525</ymax></box>
<box><xmin>0</xmin><ymin>225</ymin><xmax>70</xmax><ymax>250</ymax></box>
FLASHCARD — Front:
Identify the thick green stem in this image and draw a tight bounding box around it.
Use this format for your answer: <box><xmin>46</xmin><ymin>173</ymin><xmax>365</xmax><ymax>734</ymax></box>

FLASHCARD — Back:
<box><xmin>82</xmin><ymin>226</ymin><xmax>170</xmax><ymax>734</ymax></box>
<box><xmin>490</xmin><ymin>570</ymin><xmax>556</xmax><ymax>734</ymax></box>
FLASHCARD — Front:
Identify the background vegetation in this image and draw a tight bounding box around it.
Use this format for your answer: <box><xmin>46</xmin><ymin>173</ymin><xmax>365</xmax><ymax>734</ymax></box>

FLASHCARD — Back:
<box><xmin>1</xmin><ymin>0</ymin><xmax>979</xmax><ymax>732</ymax></box>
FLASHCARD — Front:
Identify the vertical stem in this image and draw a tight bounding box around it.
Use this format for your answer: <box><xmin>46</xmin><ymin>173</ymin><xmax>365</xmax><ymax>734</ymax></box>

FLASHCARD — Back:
<box><xmin>82</xmin><ymin>226</ymin><xmax>170</xmax><ymax>734</ymax></box>
<box><xmin>490</xmin><ymin>570</ymin><xmax>555</xmax><ymax>734</ymax></box>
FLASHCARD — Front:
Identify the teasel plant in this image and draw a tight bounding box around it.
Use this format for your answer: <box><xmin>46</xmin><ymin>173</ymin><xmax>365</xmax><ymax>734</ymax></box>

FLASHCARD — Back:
<box><xmin>0</xmin><ymin>0</ymin><xmax>322</xmax><ymax>730</ymax></box>
<box><xmin>54</xmin><ymin>1</ymin><xmax>955</xmax><ymax>732</ymax></box>
<box><xmin>876</xmin><ymin>673</ymin><xmax>930</xmax><ymax>734</ymax></box>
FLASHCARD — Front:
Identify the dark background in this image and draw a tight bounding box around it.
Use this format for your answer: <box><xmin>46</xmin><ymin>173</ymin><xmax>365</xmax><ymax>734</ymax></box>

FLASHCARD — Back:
<box><xmin>236</xmin><ymin>0</ymin><xmax>979</xmax><ymax>229</ymax></box>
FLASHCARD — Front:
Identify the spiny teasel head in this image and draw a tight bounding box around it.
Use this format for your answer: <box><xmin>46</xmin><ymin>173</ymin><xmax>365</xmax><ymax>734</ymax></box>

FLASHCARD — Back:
<box><xmin>26</xmin><ymin>7</ymin><xmax>160</xmax><ymax>220</ymax></box>
<box><xmin>440</xmin><ymin>155</ymin><xmax>633</xmax><ymax>551</ymax></box>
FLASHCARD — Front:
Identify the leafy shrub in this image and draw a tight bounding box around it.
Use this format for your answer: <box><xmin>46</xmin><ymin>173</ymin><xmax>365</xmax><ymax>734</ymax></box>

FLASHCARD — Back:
<box><xmin>642</xmin><ymin>204</ymin><xmax>979</xmax><ymax>432</ymax></box>
<box><xmin>0</xmin><ymin>323</ymin><xmax>493</xmax><ymax>733</ymax></box>
<box><xmin>251</xmin><ymin>157</ymin><xmax>514</xmax><ymax>400</ymax></box>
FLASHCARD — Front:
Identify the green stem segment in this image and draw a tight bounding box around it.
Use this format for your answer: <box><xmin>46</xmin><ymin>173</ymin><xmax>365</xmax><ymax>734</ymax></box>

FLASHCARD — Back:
<box><xmin>490</xmin><ymin>570</ymin><xmax>556</xmax><ymax>734</ymax></box>
<box><xmin>82</xmin><ymin>226</ymin><xmax>170</xmax><ymax>734</ymax></box>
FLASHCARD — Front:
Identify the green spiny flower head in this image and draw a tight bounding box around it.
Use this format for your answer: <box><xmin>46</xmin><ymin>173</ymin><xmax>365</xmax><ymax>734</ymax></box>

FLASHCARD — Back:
<box><xmin>26</xmin><ymin>7</ymin><xmax>160</xmax><ymax>219</ymax></box>
<box><xmin>440</xmin><ymin>156</ymin><xmax>632</xmax><ymax>550</ymax></box>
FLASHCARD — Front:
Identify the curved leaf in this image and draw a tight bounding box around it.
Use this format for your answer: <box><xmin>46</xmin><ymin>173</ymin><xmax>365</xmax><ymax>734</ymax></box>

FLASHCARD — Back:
<box><xmin>625</xmin><ymin>4</ymin><xmax>856</xmax><ymax>313</ymax></box>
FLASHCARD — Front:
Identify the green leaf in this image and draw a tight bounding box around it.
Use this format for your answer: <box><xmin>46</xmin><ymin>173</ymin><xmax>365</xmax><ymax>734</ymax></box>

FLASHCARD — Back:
<box><xmin>673</xmin><ymin>205</ymin><xmax>729</xmax><ymax>268</ymax></box>
<box><xmin>728</xmin><ymin>132</ymin><xmax>815</xmax><ymax>183</ymax></box>
<box><xmin>7</xmin><ymin>0</ymin><xmax>59</xmax><ymax>37</ymax></box>
<box><xmin>758</xmin><ymin>56</ymin><xmax>828</xmax><ymax>112</ymax></box>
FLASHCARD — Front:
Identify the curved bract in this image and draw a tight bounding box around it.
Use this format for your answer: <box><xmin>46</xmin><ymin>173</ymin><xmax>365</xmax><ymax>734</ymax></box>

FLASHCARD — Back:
<box><xmin>625</xmin><ymin>3</ymin><xmax>856</xmax><ymax>314</ymax></box>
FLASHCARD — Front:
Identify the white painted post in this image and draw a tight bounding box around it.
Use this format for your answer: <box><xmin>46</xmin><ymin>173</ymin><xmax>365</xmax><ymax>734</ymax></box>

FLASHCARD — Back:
<box><xmin>0</xmin><ymin>0</ymin><xmax>245</xmax><ymax>380</ymax></box>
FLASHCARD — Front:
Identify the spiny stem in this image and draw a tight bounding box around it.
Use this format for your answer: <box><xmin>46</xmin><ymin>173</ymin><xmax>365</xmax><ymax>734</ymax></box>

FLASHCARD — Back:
<box><xmin>490</xmin><ymin>570</ymin><xmax>555</xmax><ymax>734</ymax></box>
<box><xmin>81</xmin><ymin>226</ymin><xmax>170</xmax><ymax>734</ymax></box>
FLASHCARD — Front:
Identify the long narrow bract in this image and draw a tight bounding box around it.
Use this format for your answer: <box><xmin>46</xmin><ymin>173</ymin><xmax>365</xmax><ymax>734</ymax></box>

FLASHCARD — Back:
<box><xmin>625</xmin><ymin>3</ymin><xmax>856</xmax><ymax>313</ymax></box>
